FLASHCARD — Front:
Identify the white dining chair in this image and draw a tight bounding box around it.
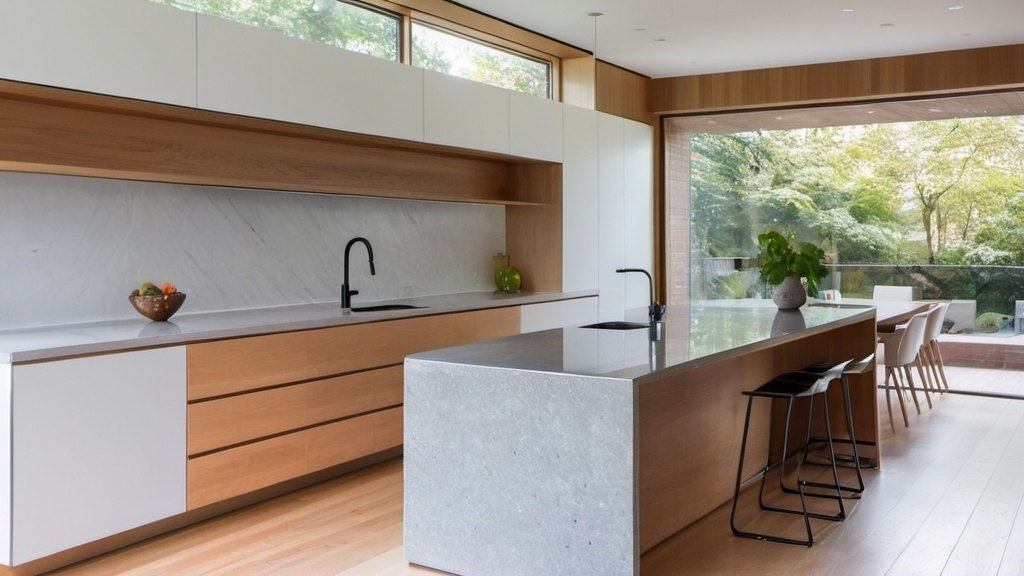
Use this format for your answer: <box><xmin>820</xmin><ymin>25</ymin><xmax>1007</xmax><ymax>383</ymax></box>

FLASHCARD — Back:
<box><xmin>872</xmin><ymin>285</ymin><xmax>915</xmax><ymax>301</ymax></box>
<box><xmin>877</xmin><ymin>311</ymin><xmax>931</xmax><ymax>428</ymax></box>
<box><xmin>920</xmin><ymin>302</ymin><xmax>950</xmax><ymax>392</ymax></box>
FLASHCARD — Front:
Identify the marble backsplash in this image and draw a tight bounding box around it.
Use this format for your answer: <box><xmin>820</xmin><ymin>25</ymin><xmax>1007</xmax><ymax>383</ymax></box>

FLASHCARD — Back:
<box><xmin>0</xmin><ymin>172</ymin><xmax>505</xmax><ymax>330</ymax></box>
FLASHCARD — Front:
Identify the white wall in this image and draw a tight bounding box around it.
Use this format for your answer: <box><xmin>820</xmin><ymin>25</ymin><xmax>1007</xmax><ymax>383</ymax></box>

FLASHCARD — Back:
<box><xmin>0</xmin><ymin>173</ymin><xmax>504</xmax><ymax>329</ymax></box>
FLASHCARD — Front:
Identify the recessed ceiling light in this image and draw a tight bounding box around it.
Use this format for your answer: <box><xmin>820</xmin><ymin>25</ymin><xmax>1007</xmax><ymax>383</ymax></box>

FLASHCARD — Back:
<box><xmin>948</xmin><ymin>5</ymin><xmax>965</xmax><ymax>10</ymax></box>
<box><xmin>842</xmin><ymin>8</ymin><xmax>854</xmax><ymax>12</ymax></box>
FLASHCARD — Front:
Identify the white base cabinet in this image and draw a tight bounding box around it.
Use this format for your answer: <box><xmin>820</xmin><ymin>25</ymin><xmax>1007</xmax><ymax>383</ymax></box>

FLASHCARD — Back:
<box><xmin>520</xmin><ymin>297</ymin><xmax>599</xmax><ymax>333</ymax></box>
<box><xmin>0</xmin><ymin>347</ymin><xmax>186</xmax><ymax>565</ymax></box>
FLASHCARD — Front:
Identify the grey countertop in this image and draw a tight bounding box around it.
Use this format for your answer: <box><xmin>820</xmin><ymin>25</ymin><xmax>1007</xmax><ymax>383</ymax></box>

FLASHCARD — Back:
<box><xmin>0</xmin><ymin>290</ymin><xmax>597</xmax><ymax>363</ymax></box>
<box><xmin>408</xmin><ymin>300</ymin><xmax>876</xmax><ymax>381</ymax></box>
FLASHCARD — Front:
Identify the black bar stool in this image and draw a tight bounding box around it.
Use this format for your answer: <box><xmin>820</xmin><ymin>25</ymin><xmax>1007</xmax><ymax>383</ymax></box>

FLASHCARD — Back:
<box><xmin>800</xmin><ymin>354</ymin><xmax>876</xmax><ymax>496</ymax></box>
<box><xmin>730</xmin><ymin>359</ymin><xmax>852</xmax><ymax>546</ymax></box>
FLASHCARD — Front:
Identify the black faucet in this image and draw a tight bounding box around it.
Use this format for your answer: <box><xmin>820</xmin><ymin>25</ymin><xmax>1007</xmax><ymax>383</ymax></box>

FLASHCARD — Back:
<box><xmin>341</xmin><ymin>237</ymin><xmax>375</xmax><ymax>312</ymax></box>
<box><xmin>616</xmin><ymin>268</ymin><xmax>665</xmax><ymax>323</ymax></box>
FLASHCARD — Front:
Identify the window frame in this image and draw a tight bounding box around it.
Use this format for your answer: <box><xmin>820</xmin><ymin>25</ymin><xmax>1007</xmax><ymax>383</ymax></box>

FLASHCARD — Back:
<box><xmin>410</xmin><ymin>18</ymin><xmax>554</xmax><ymax>99</ymax></box>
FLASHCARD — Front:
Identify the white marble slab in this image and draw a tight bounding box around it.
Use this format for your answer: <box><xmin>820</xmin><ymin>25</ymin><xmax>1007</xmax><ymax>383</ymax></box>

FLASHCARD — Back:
<box><xmin>0</xmin><ymin>172</ymin><xmax>506</xmax><ymax>330</ymax></box>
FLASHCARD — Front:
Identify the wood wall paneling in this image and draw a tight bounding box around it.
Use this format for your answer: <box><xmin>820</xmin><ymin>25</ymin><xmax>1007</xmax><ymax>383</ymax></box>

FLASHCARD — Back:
<box><xmin>649</xmin><ymin>45</ymin><xmax>1024</xmax><ymax>114</ymax></box>
<box><xmin>562</xmin><ymin>56</ymin><xmax>597</xmax><ymax>110</ymax></box>
<box><xmin>507</xmin><ymin>163</ymin><xmax>563</xmax><ymax>293</ymax></box>
<box><xmin>596</xmin><ymin>60</ymin><xmax>653</xmax><ymax>125</ymax></box>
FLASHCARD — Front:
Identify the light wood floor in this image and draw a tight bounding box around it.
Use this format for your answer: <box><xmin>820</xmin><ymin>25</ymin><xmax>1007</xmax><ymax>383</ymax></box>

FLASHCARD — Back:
<box><xmin>49</xmin><ymin>373</ymin><xmax>1024</xmax><ymax>576</ymax></box>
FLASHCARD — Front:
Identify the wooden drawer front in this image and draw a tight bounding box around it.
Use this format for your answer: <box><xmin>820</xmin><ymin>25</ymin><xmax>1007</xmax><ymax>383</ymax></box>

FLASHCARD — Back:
<box><xmin>306</xmin><ymin>365</ymin><xmax>403</xmax><ymax>425</ymax></box>
<box><xmin>187</xmin><ymin>331</ymin><xmax>307</xmax><ymax>400</ymax></box>
<box><xmin>305</xmin><ymin>322</ymin><xmax>376</xmax><ymax>380</ymax></box>
<box><xmin>187</xmin><ymin>407</ymin><xmax>402</xmax><ymax>509</ymax></box>
<box><xmin>188</xmin><ymin>365</ymin><xmax>403</xmax><ymax>455</ymax></box>
<box><xmin>472</xmin><ymin>306</ymin><xmax>522</xmax><ymax>341</ymax></box>
<box><xmin>374</xmin><ymin>307</ymin><xmax>521</xmax><ymax>364</ymax></box>
<box><xmin>187</xmin><ymin>386</ymin><xmax>306</xmax><ymax>456</ymax></box>
<box><xmin>188</xmin><ymin>431</ymin><xmax>308</xmax><ymax>509</ymax></box>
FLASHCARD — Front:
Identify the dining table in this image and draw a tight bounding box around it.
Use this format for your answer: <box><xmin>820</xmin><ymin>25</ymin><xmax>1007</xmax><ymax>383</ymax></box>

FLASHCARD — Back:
<box><xmin>812</xmin><ymin>298</ymin><xmax>934</xmax><ymax>332</ymax></box>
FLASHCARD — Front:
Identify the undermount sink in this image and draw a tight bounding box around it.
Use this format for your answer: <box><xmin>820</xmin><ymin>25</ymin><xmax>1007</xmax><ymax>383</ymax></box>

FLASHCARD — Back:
<box><xmin>579</xmin><ymin>321</ymin><xmax>649</xmax><ymax>330</ymax></box>
<box><xmin>351</xmin><ymin>304</ymin><xmax>427</xmax><ymax>312</ymax></box>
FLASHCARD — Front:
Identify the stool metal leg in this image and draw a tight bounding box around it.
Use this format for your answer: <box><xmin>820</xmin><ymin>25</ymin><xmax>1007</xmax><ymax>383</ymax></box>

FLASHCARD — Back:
<box><xmin>774</xmin><ymin>392</ymin><xmax>847</xmax><ymax>521</ymax></box>
<box><xmin>802</xmin><ymin>375</ymin><xmax>866</xmax><ymax>495</ymax></box>
<box><xmin>731</xmin><ymin>394</ymin><xmax>814</xmax><ymax>546</ymax></box>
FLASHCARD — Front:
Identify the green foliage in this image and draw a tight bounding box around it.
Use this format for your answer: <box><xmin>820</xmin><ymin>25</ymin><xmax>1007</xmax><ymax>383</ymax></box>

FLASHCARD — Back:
<box><xmin>689</xmin><ymin>115</ymin><xmax>1024</xmax><ymax>272</ymax></box>
<box><xmin>410</xmin><ymin>22</ymin><xmax>549</xmax><ymax>98</ymax></box>
<box><xmin>756</xmin><ymin>231</ymin><xmax>829</xmax><ymax>294</ymax></box>
<box><xmin>153</xmin><ymin>0</ymin><xmax>400</xmax><ymax>61</ymax></box>
<box><xmin>712</xmin><ymin>271</ymin><xmax>759</xmax><ymax>299</ymax></box>
<box><xmin>976</xmin><ymin>312</ymin><xmax>1011</xmax><ymax>333</ymax></box>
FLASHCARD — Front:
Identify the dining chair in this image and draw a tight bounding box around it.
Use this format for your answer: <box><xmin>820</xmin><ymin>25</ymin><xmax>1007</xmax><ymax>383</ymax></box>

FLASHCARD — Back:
<box><xmin>877</xmin><ymin>311</ymin><xmax>931</xmax><ymax>428</ymax></box>
<box><xmin>872</xmin><ymin>285</ymin><xmax>915</xmax><ymax>301</ymax></box>
<box><xmin>920</xmin><ymin>302</ymin><xmax>950</xmax><ymax>393</ymax></box>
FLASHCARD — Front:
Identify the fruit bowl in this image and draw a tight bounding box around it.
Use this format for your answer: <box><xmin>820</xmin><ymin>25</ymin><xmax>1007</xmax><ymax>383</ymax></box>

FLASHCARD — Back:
<box><xmin>129</xmin><ymin>291</ymin><xmax>186</xmax><ymax>321</ymax></box>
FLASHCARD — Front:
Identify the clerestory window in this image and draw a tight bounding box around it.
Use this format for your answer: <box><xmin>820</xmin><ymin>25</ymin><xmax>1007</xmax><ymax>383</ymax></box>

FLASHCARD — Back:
<box><xmin>153</xmin><ymin>0</ymin><xmax>400</xmax><ymax>62</ymax></box>
<box><xmin>411</xmin><ymin>22</ymin><xmax>552</xmax><ymax>99</ymax></box>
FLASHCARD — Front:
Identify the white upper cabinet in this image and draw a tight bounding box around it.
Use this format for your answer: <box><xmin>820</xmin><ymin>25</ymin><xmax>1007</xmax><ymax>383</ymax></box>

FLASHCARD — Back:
<box><xmin>0</xmin><ymin>0</ymin><xmax>196</xmax><ymax>107</ymax></box>
<box><xmin>562</xmin><ymin>105</ymin><xmax>600</xmax><ymax>293</ymax></box>
<box><xmin>197</xmin><ymin>15</ymin><xmax>424</xmax><ymax>142</ymax></box>
<box><xmin>509</xmin><ymin>91</ymin><xmax>563</xmax><ymax>162</ymax></box>
<box><xmin>623</xmin><ymin>119</ymin><xmax>655</xmax><ymax>311</ymax></box>
<box><xmin>598</xmin><ymin>113</ymin><xmax>627</xmax><ymax>321</ymax></box>
<box><xmin>423</xmin><ymin>70</ymin><xmax>510</xmax><ymax>154</ymax></box>
<box><xmin>7</xmin><ymin>347</ymin><xmax>186</xmax><ymax>564</ymax></box>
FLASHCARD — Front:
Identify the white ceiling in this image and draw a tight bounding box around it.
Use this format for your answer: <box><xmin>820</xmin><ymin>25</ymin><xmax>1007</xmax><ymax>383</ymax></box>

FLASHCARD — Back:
<box><xmin>451</xmin><ymin>0</ymin><xmax>1024</xmax><ymax>79</ymax></box>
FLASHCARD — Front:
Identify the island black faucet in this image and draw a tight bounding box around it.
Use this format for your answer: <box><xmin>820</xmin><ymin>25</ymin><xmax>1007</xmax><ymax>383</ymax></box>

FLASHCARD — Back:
<box><xmin>616</xmin><ymin>268</ymin><xmax>665</xmax><ymax>323</ymax></box>
<box><xmin>341</xmin><ymin>237</ymin><xmax>375</xmax><ymax>312</ymax></box>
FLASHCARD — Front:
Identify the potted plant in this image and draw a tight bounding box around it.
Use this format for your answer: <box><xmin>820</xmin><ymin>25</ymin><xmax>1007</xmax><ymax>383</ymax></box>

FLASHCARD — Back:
<box><xmin>756</xmin><ymin>230</ymin><xmax>829</xmax><ymax>309</ymax></box>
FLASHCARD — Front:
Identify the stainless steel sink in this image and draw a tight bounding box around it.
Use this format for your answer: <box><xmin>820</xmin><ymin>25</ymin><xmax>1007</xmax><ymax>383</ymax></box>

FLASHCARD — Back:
<box><xmin>351</xmin><ymin>304</ymin><xmax>427</xmax><ymax>312</ymax></box>
<box><xmin>579</xmin><ymin>321</ymin><xmax>649</xmax><ymax>330</ymax></box>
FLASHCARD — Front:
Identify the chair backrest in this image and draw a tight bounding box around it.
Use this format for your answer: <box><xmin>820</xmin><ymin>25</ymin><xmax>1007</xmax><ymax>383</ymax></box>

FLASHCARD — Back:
<box><xmin>802</xmin><ymin>359</ymin><xmax>854</xmax><ymax>396</ymax></box>
<box><xmin>873</xmin><ymin>285</ymin><xmax>915</xmax><ymax>301</ymax></box>
<box><xmin>844</xmin><ymin>353</ymin><xmax>875</xmax><ymax>375</ymax></box>
<box><xmin>924</xmin><ymin>302</ymin><xmax>949</xmax><ymax>341</ymax></box>
<box><xmin>893</xmin><ymin>311</ymin><xmax>930</xmax><ymax>367</ymax></box>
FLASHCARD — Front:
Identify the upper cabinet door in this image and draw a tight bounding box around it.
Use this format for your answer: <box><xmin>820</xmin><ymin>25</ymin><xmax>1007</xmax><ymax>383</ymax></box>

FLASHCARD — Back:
<box><xmin>562</xmin><ymin>105</ymin><xmax>600</xmax><ymax>293</ymax></box>
<box><xmin>623</xmin><ymin>119</ymin><xmax>654</xmax><ymax>310</ymax></box>
<box><xmin>0</xmin><ymin>0</ymin><xmax>196</xmax><ymax>107</ymax></box>
<box><xmin>598</xmin><ymin>113</ymin><xmax>627</xmax><ymax>321</ymax></box>
<box><xmin>509</xmin><ymin>91</ymin><xmax>563</xmax><ymax>162</ymax></box>
<box><xmin>197</xmin><ymin>15</ymin><xmax>424</xmax><ymax>142</ymax></box>
<box><xmin>424</xmin><ymin>70</ymin><xmax>510</xmax><ymax>154</ymax></box>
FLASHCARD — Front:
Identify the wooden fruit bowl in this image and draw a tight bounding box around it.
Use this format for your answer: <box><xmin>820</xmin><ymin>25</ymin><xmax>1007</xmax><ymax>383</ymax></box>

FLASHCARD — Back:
<box><xmin>129</xmin><ymin>291</ymin><xmax>186</xmax><ymax>321</ymax></box>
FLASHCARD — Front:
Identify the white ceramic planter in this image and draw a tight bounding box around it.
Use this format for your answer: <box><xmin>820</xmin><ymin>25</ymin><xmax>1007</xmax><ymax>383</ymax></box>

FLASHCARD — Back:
<box><xmin>772</xmin><ymin>275</ymin><xmax>807</xmax><ymax>309</ymax></box>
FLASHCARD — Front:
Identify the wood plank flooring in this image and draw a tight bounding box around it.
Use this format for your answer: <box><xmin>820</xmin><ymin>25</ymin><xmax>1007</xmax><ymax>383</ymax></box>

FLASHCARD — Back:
<box><xmin>49</xmin><ymin>371</ymin><xmax>1024</xmax><ymax>576</ymax></box>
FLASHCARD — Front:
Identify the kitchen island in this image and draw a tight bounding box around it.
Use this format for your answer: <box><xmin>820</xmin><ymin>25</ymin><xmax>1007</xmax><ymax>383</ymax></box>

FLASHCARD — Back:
<box><xmin>404</xmin><ymin>301</ymin><xmax>877</xmax><ymax>575</ymax></box>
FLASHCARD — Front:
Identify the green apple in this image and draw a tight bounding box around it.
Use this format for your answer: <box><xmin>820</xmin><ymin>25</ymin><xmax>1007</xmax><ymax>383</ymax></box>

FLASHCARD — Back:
<box><xmin>496</xmin><ymin>266</ymin><xmax>522</xmax><ymax>293</ymax></box>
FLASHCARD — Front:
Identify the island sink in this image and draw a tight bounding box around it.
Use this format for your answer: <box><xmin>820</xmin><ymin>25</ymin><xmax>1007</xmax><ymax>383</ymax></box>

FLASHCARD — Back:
<box><xmin>351</xmin><ymin>304</ymin><xmax>427</xmax><ymax>312</ymax></box>
<box><xmin>579</xmin><ymin>321</ymin><xmax>649</xmax><ymax>330</ymax></box>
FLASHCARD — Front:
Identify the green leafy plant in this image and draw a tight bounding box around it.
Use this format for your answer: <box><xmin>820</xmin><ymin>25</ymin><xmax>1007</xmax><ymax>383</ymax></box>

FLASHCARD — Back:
<box><xmin>756</xmin><ymin>231</ymin><xmax>829</xmax><ymax>295</ymax></box>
